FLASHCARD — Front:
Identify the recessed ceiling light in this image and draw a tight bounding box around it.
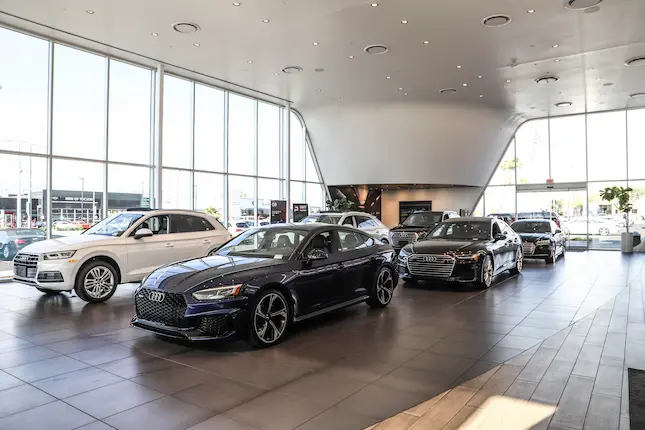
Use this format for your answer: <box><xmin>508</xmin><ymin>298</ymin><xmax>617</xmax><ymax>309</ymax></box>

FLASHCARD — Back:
<box><xmin>565</xmin><ymin>0</ymin><xmax>603</xmax><ymax>10</ymax></box>
<box><xmin>535</xmin><ymin>75</ymin><xmax>559</xmax><ymax>84</ymax></box>
<box><xmin>340</xmin><ymin>96</ymin><xmax>344</xmax><ymax>99</ymax></box>
<box><xmin>554</xmin><ymin>59</ymin><xmax>561</xmax><ymax>63</ymax></box>
<box><xmin>456</xmin><ymin>65</ymin><xmax>462</xmax><ymax>69</ymax></box>
<box><xmin>552</xmin><ymin>44</ymin><xmax>559</xmax><ymax>48</ymax></box>
<box><xmin>506</xmin><ymin>79</ymin><xmax>512</xmax><ymax>83</ymax></box>
<box><xmin>316</xmin><ymin>89</ymin><xmax>322</xmax><ymax>92</ymax></box>
<box><xmin>479</xmin><ymin>94</ymin><xmax>484</xmax><ymax>98</ymax></box>
<box><xmin>312</xmin><ymin>42</ymin><xmax>319</xmax><ymax>46</ymax></box>
<box><xmin>527</xmin><ymin>9</ymin><xmax>535</xmax><ymax>13</ymax></box>
<box><xmin>282</xmin><ymin>66</ymin><xmax>303</xmax><ymax>74</ymax></box>
<box><xmin>348</xmin><ymin>55</ymin><xmax>354</xmax><ymax>59</ymax></box>
<box><xmin>386</xmin><ymin>76</ymin><xmax>391</xmax><ymax>79</ymax></box>
<box><xmin>481</xmin><ymin>14</ymin><xmax>512</xmax><ymax>27</ymax></box>
<box><xmin>478</xmin><ymin>75</ymin><xmax>483</xmax><ymax>79</ymax></box>
<box><xmin>233</xmin><ymin>1</ymin><xmax>241</xmax><ymax>5</ymax></box>
<box><xmin>423</xmin><ymin>40</ymin><xmax>430</xmax><ymax>44</ymax></box>
<box><xmin>247</xmin><ymin>60</ymin><xmax>254</xmax><ymax>64</ymax></box>
<box><xmin>85</xmin><ymin>10</ymin><xmax>94</xmax><ymax>14</ymax></box>
<box><xmin>603</xmin><ymin>82</ymin><xmax>613</xmax><ymax>86</ymax></box>
<box><xmin>404</xmin><ymin>93</ymin><xmax>408</xmax><ymax>96</ymax></box>
<box><xmin>629</xmin><ymin>92</ymin><xmax>645</xmax><ymax>99</ymax></box>
<box><xmin>371</xmin><ymin>2</ymin><xmax>378</xmax><ymax>6</ymax></box>
<box><xmin>398</xmin><ymin>87</ymin><xmax>403</xmax><ymax>91</ymax></box>
<box><xmin>439</xmin><ymin>88</ymin><xmax>458</xmax><ymax>94</ymax></box>
<box><xmin>151</xmin><ymin>32</ymin><xmax>158</xmax><ymax>36</ymax></box>
<box><xmin>625</xmin><ymin>56</ymin><xmax>645</xmax><ymax>67</ymax></box>
<box><xmin>193</xmin><ymin>43</ymin><xmax>200</xmax><ymax>47</ymax></box>
<box><xmin>555</xmin><ymin>101</ymin><xmax>572</xmax><ymax>107</ymax></box>
<box><xmin>172</xmin><ymin>22</ymin><xmax>200</xmax><ymax>34</ymax></box>
<box><xmin>364</xmin><ymin>44</ymin><xmax>389</xmax><ymax>54</ymax></box>
<box><xmin>401</xmin><ymin>20</ymin><xmax>408</xmax><ymax>24</ymax></box>
<box><xmin>262</xmin><ymin>19</ymin><xmax>270</xmax><ymax>23</ymax></box>
<box><xmin>462</xmin><ymin>83</ymin><xmax>468</xmax><ymax>87</ymax></box>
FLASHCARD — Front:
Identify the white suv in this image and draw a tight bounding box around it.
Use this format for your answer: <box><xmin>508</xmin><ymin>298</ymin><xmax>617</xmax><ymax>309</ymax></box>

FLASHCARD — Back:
<box><xmin>12</xmin><ymin>209</ymin><xmax>231</xmax><ymax>303</ymax></box>
<box><xmin>299</xmin><ymin>211</ymin><xmax>391</xmax><ymax>243</ymax></box>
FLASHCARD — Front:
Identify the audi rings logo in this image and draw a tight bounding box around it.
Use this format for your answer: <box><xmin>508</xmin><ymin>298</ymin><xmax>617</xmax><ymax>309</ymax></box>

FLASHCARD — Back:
<box><xmin>422</xmin><ymin>256</ymin><xmax>437</xmax><ymax>263</ymax></box>
<box><xmin>148</xmin><ymin>291</ymin><xmax>166</xmax><ymax>302</ymax></box>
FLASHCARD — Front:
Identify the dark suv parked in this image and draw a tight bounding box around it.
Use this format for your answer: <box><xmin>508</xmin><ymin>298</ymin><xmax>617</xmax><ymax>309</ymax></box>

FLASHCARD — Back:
<box><xmin>389</xmin><ymin>210</ymin><xmax>459</xmax><ymax>252</ymax></box>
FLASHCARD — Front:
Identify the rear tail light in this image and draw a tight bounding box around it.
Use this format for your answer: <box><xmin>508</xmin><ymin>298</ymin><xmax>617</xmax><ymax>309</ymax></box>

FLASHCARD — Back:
<box><xmin>15</xmin><ymin>239</ymin><xmax>27</xmax><ymax>245</ymax></box>
<box><xmin>235</xmin><ymin>228</ymin><xmax>242</xmax><ymax>232</ymax></box>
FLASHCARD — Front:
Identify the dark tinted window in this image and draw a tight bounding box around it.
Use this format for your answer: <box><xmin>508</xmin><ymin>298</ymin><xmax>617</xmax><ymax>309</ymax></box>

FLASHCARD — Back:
<box><xmin>342</xmin><ymin>216</ymin><xmax>355</xmax><ymax>226</ymax></box>
<box><xmin>429</xmin><ymin>221</ymin><xmax>491</xmax><ymax>240</ymax></box>
<box><xmin>170</xmin><ymin>215</ymin><xmax>213</xmax><ymax>233</ymax></box>
<box><xmin>338</xmin><ymin>231</ymin><xmax>374</xmax><ymax>251</ymax></box>
<box><xmin>402</xmin><ymin>212</ymin><xmax>442</xmax><ymax>226</ymax></box>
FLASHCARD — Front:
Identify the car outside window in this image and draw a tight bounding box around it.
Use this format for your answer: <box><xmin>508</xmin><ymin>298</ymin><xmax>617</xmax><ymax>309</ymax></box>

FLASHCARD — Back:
<box><xmin>300</xmin><ymin>214</ymin><xmax>342</xmax><ymax>225</ymax></box>
<box><xmin>338</xmin><ymin>231</ymin><xmax>374</xmax><ymax>251</ymax></box>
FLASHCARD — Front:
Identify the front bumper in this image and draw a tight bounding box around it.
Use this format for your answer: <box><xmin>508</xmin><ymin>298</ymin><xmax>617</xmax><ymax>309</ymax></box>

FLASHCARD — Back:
<box><xmin>13</xmin><ymin>257</ymin><xmax>76</xmax><ymax>291</ymax></box>
<box><xmin>522</xmin><ymin>243</ymin><xmax>553</xmax><ymax>259</ymax></box>
<box><xmin>398</xmin><ymin>260</ymin><xmax>480</xmax><ymax>283</ymax></box>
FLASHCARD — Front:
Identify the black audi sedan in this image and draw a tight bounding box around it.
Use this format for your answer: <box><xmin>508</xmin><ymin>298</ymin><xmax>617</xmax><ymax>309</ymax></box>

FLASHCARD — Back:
<box><xmin>389</xmin><ymin>211</ymin><xmax>459</xmax><ymax>252</ymax></box>
<box><xmin>397</xmin><ymin>217</ymin><xmax>522</xmax><ymax>289</ymax></box>
<box><xmin>132</xmin><ymin>224</ymin><xmax>397</xmax><ymax>347</ymax></box>
<box><xmin>510</xmin><ymin>219</ymin><xmax>565</xmax><ymax>264</ymax></box>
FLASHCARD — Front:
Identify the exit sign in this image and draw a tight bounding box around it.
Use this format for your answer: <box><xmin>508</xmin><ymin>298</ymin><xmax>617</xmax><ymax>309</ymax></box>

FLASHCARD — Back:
<box><xmin>546</xmin><ymin>179</ymin><xmax>554</xmax><ymax>185</ymax></box>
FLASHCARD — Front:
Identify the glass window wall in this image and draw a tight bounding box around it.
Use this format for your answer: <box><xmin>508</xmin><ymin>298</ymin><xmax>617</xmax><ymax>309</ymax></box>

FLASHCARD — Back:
<box><xmin>0</xmin><ymin>25</ymin><xmax>326</xmax><ymax>241</ymax></box>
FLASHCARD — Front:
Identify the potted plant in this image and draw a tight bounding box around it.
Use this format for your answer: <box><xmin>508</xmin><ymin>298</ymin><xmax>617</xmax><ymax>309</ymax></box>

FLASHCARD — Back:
<box><xmin>325</xmin><ymin>198</ymin><xmax>356</xmax><ymax>212</ymax></box>
<box><xmin>600</xmin><ymin>186</ymin><xmax>633</xmax><ymax>253</ymax></box>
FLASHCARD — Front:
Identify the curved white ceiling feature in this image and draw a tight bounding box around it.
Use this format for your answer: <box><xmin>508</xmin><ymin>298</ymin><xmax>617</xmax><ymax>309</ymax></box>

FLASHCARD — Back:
<box><xmin>304</xmin><ymin>102</ymin><xmax>521</xmax><ymax>186</ymax></box>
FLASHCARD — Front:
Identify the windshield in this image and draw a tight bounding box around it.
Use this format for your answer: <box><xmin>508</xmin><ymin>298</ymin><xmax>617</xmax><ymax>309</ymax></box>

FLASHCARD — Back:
<box><xmin>427</xmin><ymin>221</ymin><xmax>491</xmax><ymax>241</ymax></box>
<box><xmin>511</xmin><ymin>222</ymin><xmax>551</xmax><ymax>233</ymax></box>
<box><xmin>84</xmin><ymin>213</ymin><xmax>144</xmax><ymax>237</ymax></box>
<box><xmin>217</xmin><ymin>228</ymin><xmax>307</xmax><ymax>258</ymax></box>
<box><xmin>402</xmin><ymin>212</ymin><xmax>442</xmax><ymax>227</ymax></box>
<box><xmin>300</xmin><ymin>214</ymin><xmax>342</xmax><ymax>225</ymax></box>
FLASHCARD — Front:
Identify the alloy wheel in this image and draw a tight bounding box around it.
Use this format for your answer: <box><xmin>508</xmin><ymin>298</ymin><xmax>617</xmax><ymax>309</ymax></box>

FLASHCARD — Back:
<box><xmin>515</xmin><ymin>249</ymin><xmax>523</xmax><ymax>272</ymax></box>
<box><xmin>83</xmin><ymin>266</ymin><xmax>115</xmax><ymax>300</ymax></box>
<box><xmin>376</xmin><ymin>268</ymin><xmax>394</xmax><ymax>304</ymax></box>
<box><xmin>482</xmin><ymin>256</ymin><xmax>493</xmax><ymax>287</ymax></box>
<box><xmin>254</xmin><ymin>292</ymin><xmax>288</xmax><ymax>344</ymax></box>
<box><xmin>2</xmin><ymin>246</ymin><xmax>8</xmax><ymax>259</ymax></box>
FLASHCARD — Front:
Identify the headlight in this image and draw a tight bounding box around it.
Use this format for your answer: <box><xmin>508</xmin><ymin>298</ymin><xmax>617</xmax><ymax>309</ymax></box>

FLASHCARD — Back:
<box><xmin>192</xmin><ymin>284</ymin><xmax>243</xmax><ymax>301</ymax></box>
<box><xmin>43</xmin><ymin>251</ymin><xmax>76</xmax><ymax>260</ymax></box>
<box><xmin>455</xmin><ymin>254</ymin><xmax>481</xmax><ymax>262</ymax></box>
<box><xmin>535</xmin><ymin>240</ymin><xmax>551</xmax><ymax>246</ymax></box>
<box><xmin>398</xmin><ymin>248</ymin><xmax>409</xmax><ymax>263</ymax></box>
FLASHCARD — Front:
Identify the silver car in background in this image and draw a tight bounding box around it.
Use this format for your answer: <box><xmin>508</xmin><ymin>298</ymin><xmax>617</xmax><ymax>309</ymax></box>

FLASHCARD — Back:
<box><xmin>299</xmin><ymin>211</ymin><xmax>391</xmax><ymax>243</ymax></box>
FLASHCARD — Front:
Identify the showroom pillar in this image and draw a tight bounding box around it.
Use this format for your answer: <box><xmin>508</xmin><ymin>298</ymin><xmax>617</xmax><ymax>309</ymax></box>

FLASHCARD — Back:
<box><xmin>223</xmin><ymin>92</ymin><xmax>229</xmax><ymax>224</ymax></box>
<box><xmin>45</xmin><ymin>41</ymin><xmax>54</xmax><ymax>239</ymax></box>
<box><xmin>102</xmin><ymin>59</ymin><xmax>110</xmax><ymax>219</ymax></box>
<box><xmin>284</xmin><ymin>103</ymin><xmax>291</xmax><ymax>220</ymax></box>
<box><xmin>153</xmin><ymin>64</ymin><xmax>164</xmax><ymax>209</ymax></box>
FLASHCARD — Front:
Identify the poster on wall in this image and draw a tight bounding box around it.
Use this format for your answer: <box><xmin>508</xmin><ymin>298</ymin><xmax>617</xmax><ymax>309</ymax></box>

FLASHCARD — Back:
<box><xmin>327</xmin><ymin>186</ymin><xmax>382</xmax><ymax>219</ymax></box>
<box><xmin>270</xmin><ymin>200</ymin><xmax>287</xmax><ymax>224</ymax></box>
<box><xmin>399</xmin><ymin>201</ymin><xmax>432</xmax><ymax>224</ymax></box>
<box><xmin>292</xmin><ymin>204</ymin><xmax>309</xmax><ymax>222</ymax></box>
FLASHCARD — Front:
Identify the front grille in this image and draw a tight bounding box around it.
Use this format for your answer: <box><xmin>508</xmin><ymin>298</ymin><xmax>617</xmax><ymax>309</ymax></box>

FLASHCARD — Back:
<box><xmin>407</xmin><ymin>254</ymin><xmax>455</xmax><ymax>278</ymax></box>
<box><xmin>135</xmin><ymin>289</ymin><xmax>187</xmax><ymax>327</ymax></box>
<box><xmin>198</xmin><ymin>315</ymin><xmax>232</xmax><ymax>337</ymax></box>
<box><xmin>392</xmin><ymin>232</ymin><xmax>418</xmax><ymax>247</ymax></box>
<box><xmin>13</xmin><ymin>253</ymin><xmax>39</xmax><ymax>279</ymax></box>
<box><xmin>522</xmin><ymin>242</ymin><xmax>535</xmax><ymax>255</ymax></box>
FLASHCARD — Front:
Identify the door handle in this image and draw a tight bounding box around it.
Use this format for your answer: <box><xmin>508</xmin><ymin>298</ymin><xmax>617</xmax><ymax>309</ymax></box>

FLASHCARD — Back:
<box><xmin>337</xmin><ymin>263</ymin><xmax>346</xmax><ymax>271</ymax></box>
<box><xmin>203</xmin><ymin>239</ymin><xmax>211</xmax><ymax>244</ymax></box>
<box><xmin>165</xmin><ymin>243</ymin><xmax>174</xmax><ymax>248</ymax></box>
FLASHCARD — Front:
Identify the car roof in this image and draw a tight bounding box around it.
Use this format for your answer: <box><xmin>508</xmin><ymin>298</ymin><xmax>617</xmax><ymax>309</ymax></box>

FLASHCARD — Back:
<box><xmin>512</xmin><ymin>219</ymin><xmax>551</xmax><ymax>223</ymax></box>
<box><xmin>257</xmin><ymin>223</ymin><xmax>351</xmax><ymax>233</ymax></box>
<box><xmin>124</xmin><ymin>209</ymin><xmax>211</xmax><ymax>216</ymax></box>
<box><xmin>443</xmin><ymin>216</ymin><xmax>491</xmax><ymax>222</ymax></box>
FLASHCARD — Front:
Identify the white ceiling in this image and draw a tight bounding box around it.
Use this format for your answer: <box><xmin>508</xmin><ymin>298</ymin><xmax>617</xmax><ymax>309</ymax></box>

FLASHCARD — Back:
<box><xmin>1</xmin><ymin>0</ymin><xmax>644</xmax><ymax>186</ymax></box>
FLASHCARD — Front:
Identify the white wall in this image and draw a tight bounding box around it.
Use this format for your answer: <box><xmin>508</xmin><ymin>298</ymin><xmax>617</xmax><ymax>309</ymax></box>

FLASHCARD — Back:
<box><xmin>302</xmin><ymin>101</ymin><xmax>522</xmax><ymax>187</ymax></box>
<box><xmin>381</xmin><ymin>187</ymin><xmax>483</xmax><ymax>228</ymax></box>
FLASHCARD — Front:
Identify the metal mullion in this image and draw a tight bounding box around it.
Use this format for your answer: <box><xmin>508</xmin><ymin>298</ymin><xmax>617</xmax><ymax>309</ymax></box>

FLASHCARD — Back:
<box><xmin>585</xmin><ymin>113</ymin><xmax>590</xmax><ymax>250</ymax></box>
<box><xmin>154</xmin><ymin>64</ymin><xmax>164</xmax><ymax>209</ymax></box>
<box><xmin>254</xmin><ymin>100</ymin><xmax>259</xmax><ymax>223</ymax></box>
<box><xmin>45</xmin><ymin>40</ymin><xmax>54</xmax><ymax>239</ymax></box>
<box><xmin>223</xmin><ymin>92</ymin><xmax>230</xmax><ymax>224</ymax></box>
<box><xmin>190</xmin><ymin>82</ymin><xmax>196</xmax><ymax>210</ymax></box>
<box><xmin>285</xmin><ymin>104</ymin><xmax>291</xmax><ymax>219</ymax></box>
<box><xmin>103</xmin><ymin>58</ymin><xmax>110</xmax><ymax>219</ymax></box>
<box><xmin>514</xmin><ymin>138</ymin><xmax>518</xmax><ymax>219</ymax></box>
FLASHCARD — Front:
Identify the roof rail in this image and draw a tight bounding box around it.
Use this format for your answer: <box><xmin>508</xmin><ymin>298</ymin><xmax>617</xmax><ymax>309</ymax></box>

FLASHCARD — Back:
<box><xmin>125</xmin><ymin>208</ymin><xmax>154</xmax><ymax>212</ymax></box>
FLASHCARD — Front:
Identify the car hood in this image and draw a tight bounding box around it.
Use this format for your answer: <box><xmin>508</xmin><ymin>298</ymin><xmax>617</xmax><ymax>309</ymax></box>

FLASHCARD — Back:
<box><xmin>391</xmin><ymin>225</ymin><xmax>436</xmax><ymax>233</ymax></box>
<box><xmin>519</xmin><ymin>233</ymin><xmax>552</xmax><ymax>242</ymax></box>
<box><xmin>408</xmin><ymin>238</ymin><xmax>488</xmax><ymax>255</ymax></box>
<box><xmin>142</xmin><ymin>254</ymin><xmax>286</xmax><ymax>293</ymax></box>
<box><xmin>19</xmin><ymin>234</ymin><xmax>120</xmax><ymax>254</ymax></box>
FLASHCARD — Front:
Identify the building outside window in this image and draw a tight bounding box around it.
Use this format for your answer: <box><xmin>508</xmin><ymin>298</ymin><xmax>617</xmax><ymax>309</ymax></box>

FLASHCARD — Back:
<box><xmin>477</xmin><ymin>109</ymin><xmax>645</xmax><ymax>250</ymax></box>
<box><xmin>0</xmin><ymin>26</ymin><xmax>326</xmax><ymax>238</ymax></box>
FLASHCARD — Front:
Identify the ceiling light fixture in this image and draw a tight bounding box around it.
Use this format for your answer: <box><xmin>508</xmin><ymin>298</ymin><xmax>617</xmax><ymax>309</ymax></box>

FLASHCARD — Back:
<box><xmin>535</xmin><ymin>75</ymin><xmax>559</xmax><ymax>84</ymax></box>
<box><xmin>462</xmin><ymin>83</ymin><xmax>468</xmax><ymax>87</ymax></box>
<box><xmin>515</xmin><ymin>91</ymin><xmax>520</xmax><ymax>94</ymax></box>
<box><xmin>172</xmin><ymin>22</ymin><xmax>200</xmax><ymax>34</ymax></box>
<box><xmin>364</xmin><ymin>44</ymin><xmax>389</xmax><ymax>54</ymax></box>
<box><xmin>274</xmin><ymin>73</ymin><xmax>279</xmax><ymax>76</ymax></box>
<box><xmin>371</xmin><ymin>2</ymin><xmax>378</xmax><ymax>6</ymax></box>
<box><xmin>193</xmin><ymin>43</ymin><xmax>200</xmax><ymax>47</ymax></box>
<box><xmin>282</xmin><ymin>66</ymin><xmax>303</xmax><ymax>74</ymax></box>
<box><xmin>603</xmin><ymin>82</ymin><xmax>614</xmax><ymax>86</ymax></box>
<box><xmin>456</xmin><ymin>65</ymin><xmax>462</xmax><ymax>69</ymax></box>
<box><xmin>527</xmin><ymin>9</ymin><xmax>535</xmax><ymax>13</ymax></box>
<box><xmin>629</xmin><ymin>92</ymin><xmax>645</xmax><ymax>99</ymax></box>
<box><xmin>565</xmin><ymin>0</ymin><xmax>603</xmax><ymax>10</ymax></box>
<box><xmin>398</xmin><ymin>87</ymin><xmax>403</xmax><ymax>91</ymax></box>
<box><xmin>151</xmin><ymin>32</ymin><xmax>159</xmax><ymax>36</ymax></box>
<box><xmin>506</xmin><ymin>79</ymin><xmax>512</xmax><ymax>83</ymax></box>
<box><xmin>481</xmin><ymin>14</ymin><xmax>512</xmax><ymax>27</ymax></box>
<box><xmin>439</xmin><ymin>88</ymin><xmax>458</xmax><ymax>94</ymax></box>
<box><xmin>316</xmin><ymin>89</ymin><xmax>322</xmax><ymax>92</ymax></box>
<box><xmin>85</xmin><ymin>10</ymin><xmax>95</xmax><ymax>14</ymax></box>
<box><xmin>262</xmin><ymin>19</ymin><xmax>270</xmax><ymax>23</ymax></box>
<box><xmin>554</xmin><ymin>59</ymin><xmax>561</xmax><ymax>63</ymax></box>
<box><xmin>423</xmin><ymin>40</ymin><xmax>430</xmax><ymax>44</ymax></box>
<box><xmin>348</xmin><ymin>55</ymin><xmax>354</xmax><ymax>59</ymax></box>
<box><xmin>401</xmin><ymin>20</ymin><xmax>408</xmax><ymax>24</ymax></box>
<box><xmin>386</xmin><ymin>76</ymin><xmax>391</xmax><ymax>79</ymax></box>
<box><xmin>312</xmin><ymin>41</ymin><xmax>319</xmax><ymax>46</ymax></box>
<box><xmin>555</xmin><ymin>101</ymin><xmax>572</xmax><ymax>107</ymax></box>
<box><xmin>552</xmin><ymin>44</ymin><xmax>559</xmax><ymax>48</ymax></box>
<box><xmin>478</xmin><ymin>75</ymin><xmax>483</xmax><ymax>79</ymax></box>
<box><xmin>247</xmin><ymin>60</ymin><xmax>253</xmax><ymax>64</ymax></box>
<box><xmin>480</xmin><ymin>94</ymin><xmax>484</xmax><ymax>98</ymax></box>
<box><xmin>625</xmin><ymin>56</ymin><xmax>645</xmax><ymax>67</ymax></box>
<box><xmin>404</xmin><ymin>93</ymin><xmax>408</xmax><ymax>96</ymax></box>
<box><xmin>233</xmin><ymin>1</ymin><xmax>241</xmax><ymax>5</ymax></box>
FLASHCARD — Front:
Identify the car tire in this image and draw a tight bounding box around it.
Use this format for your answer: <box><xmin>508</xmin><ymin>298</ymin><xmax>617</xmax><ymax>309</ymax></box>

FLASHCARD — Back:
<box><xmin>2</xmin><ymin>244</ymin><xmax>13</xmax><ymax>260</ymax></box>
<box><xmin>74</xmin><ymin>260</ymin><xmax>119</xmax><ymax>303</ymax></box>
<box><xmin>36</xmin><ymin>287</ymin><xmax>60</xmax><ymax>295</ymax></box>
<box><xmin>248</xmin><ymin>288</ymin><xmax>290</xmax><ymax>348</ymax></box>
<box><xmin>509</xmin><ymin>248</ymin><xmax>523</xmax><ymax>275</ymax></box>
<box><xmin>545</xmin><ymin>250</ymin><xmax>556</xmax><ymax>265</ymax></box>
<box><xmin>368</xmin><ymin>266</ymin><xmax>395</xmax><ymax>308</ymax></box>
<box><xmin>477</xmin><ymin>255</ymin><xmax>494</xmax><ymax>289</ymax></box>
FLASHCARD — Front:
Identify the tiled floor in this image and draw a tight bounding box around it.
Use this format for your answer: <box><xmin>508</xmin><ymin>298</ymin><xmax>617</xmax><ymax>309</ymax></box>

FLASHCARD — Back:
<box><xmin>0</xmin><ymin>251</ymin><xmax>642</xmax><ymax>430</ymax></box>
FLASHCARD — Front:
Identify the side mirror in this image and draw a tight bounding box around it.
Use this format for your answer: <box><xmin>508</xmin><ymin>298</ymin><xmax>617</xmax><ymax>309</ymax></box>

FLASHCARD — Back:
<box><xmin>134</xmin><ymin>228</ymin><xmax>153</xmax><ymax>239</ymax></box>
<box><xmin>555</xmin><ymin>229</ymin><xmax>562</xmax><ymax>234</ymax></box>
<box><xmin>306</xmin><ymin>248</ymin><xmax>328</xmax><ymax>262</ymax></box>
<box><xmin>494</xmin><ymin>233</ymin><xmax>507</xmax><ymax>241</ymax></box>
